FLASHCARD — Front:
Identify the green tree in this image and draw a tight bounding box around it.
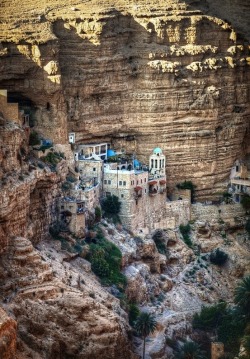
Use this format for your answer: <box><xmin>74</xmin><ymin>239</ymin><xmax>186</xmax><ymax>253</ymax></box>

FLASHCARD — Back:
<box><xmin>210</xmin><ymin>249</ymin><xmax>228</xmax><ymax>266</ymax></box>
<box><xmin>193</xmin><ymin>302</ymin><xmax>227</xmax><ymax>332</ymax></box>
<box><xmin>234</xmin><ymin>276</ymin><xmax>250</xmax><ymax>318</ymax></box>
<box><xmin>135</xmin><ymin>312</ymin><xmax>157</xmax><ymax>359</ymax></box>
<box><xmin>101</xmin><ymin>195</ymin><xmax>121</xmax><ymax>216</ymax></box>
<box><xmin>176</xmin><ymin>341</ymin><xmax>207</xmax><ymax>359</ymax></box>
<box><xmin>241</xmin><ymin>194</ymin><xmax>250</xmax><ymax>214</ymax></box>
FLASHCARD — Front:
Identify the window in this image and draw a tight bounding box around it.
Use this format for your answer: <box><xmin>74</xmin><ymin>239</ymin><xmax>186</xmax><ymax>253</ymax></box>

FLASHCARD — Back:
<box><xmin>108</xmin><ymin>180</ymin><xmax>111</xmax><ymax>185</ymax></box>
<box><xmin>106</xmin><ymin>192</ymin><xmax>111</xmax><ymax>196</ymax></box>
<box><xmin>145</xmin><ymin>178</ymin><xmax>146</xmax><ymax>182</ymax></box>
<box><xmin>121</xmin><ymin>194</ymin><xmax>124</xmax><ymax>198</ymax></box>
<box><xmin>131</xmin><ymin>181</ymin><xmax>133</xmax><ymax>185</ymax></box>
<box><xmin>119</xmin><ymin>181</ymin><xmax>122</xmax><ymax>186</ymax></box>
<box><xmin>236</xmin><ymin>165</ymin><xmax>239</xmax><ymax>172</ymax></box>
<box><xmin>141</xmin><ymin>179</ymin><xmax>142</xmax><ymax>184</ymax></box>
<box><xmin>151</xmin><ymin>159</ymin><xmax>153</xmax><ymax>168</ymax></box>
<box><xmin>145</xmin><ymin>189</ymin><xmax>147</xmax><ymax>193</ymax></box>
<box><xmin>137</xmin><ymin>180</ymin><xmax>138</xmax><ymax>185</ymax></box>
<box><xmin>104</xmin><ymin>180</ymin><xmax>107</xmax><ymax>184</ymax></box>
<box><xmin>160</xmin><ymin>159</ymin><xmax>162</xmax><ymax>168</ymax></box>
<box><xmin>61</xmin><ymin>206</ymin><xmax>64</xmax><ymax>209</ymax></box>
<box><xmin>155</xmin><ymin>159</ymin><xmax>158</xmax><ymax>168</ymax></box>
<box><xmin>123</xmin><ymin>181</ymin><xmax>126</xmax><ymax>186</ymax></box>
<box><xmin>93</xmin><ymin>167</ymin><xmax>96</xmax><ymax>171</ymax></box>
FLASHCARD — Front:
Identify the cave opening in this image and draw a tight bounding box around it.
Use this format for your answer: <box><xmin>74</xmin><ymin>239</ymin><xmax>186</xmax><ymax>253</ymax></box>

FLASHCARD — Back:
<box><xmin>7</xmin><ymin>92</ymin><xmax>37</xmax><ymax>127</ymax></box>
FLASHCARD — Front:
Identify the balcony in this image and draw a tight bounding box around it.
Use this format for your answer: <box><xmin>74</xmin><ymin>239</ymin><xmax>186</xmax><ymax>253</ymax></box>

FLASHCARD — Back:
<box><xmin>134</xmin><ymin>186</ymin><xmax>142</xmax><ymax>199</ymax></box>
<box><xmin>149</xmin><ymin>188</ymin><xmax>157</xmax><ymax>196</ymax></box>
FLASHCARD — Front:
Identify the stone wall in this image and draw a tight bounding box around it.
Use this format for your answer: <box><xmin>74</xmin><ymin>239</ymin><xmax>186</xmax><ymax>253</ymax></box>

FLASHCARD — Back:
<box><xmin>191</xmin><ymin>202</ymin><xmax>246</xmax><ymax>225</ymax></box>
<box><xmin>165</xmin><ymin>200</ymin><xmax>191</xmax><ymax>229</ymax></box>
<box><xmin>0</xmin><ymin>90</ymin><xmax>20</xmax><ymax>125</ymax></box>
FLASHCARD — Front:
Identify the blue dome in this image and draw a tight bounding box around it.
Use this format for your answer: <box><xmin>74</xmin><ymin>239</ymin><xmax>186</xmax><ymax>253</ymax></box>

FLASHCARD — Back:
<box><xmin>107</xmin><ymin>149</ymin><xmax>116</xmax><ymax>157</ymax></box>
<box><xmin>153</xmin><ymin>147</ymin><xmax>162</xmax><ymax>155</ymax></box>
<box><xmin>133</xmin><ymin>159</ymin><xmax>140</xmax><ymax>168</ymax></box>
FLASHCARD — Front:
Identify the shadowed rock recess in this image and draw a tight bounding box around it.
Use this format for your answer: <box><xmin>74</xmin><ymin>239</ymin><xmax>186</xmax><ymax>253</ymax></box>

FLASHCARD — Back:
<box><xmin>0</xmin><ymin>1</ymin><xmax>250</xmax><ymax>358</ymax></box>
<box><xmin>0</xmin><ymin>0</ymin><xmax>249</xmax><ymax>200</ymax></box>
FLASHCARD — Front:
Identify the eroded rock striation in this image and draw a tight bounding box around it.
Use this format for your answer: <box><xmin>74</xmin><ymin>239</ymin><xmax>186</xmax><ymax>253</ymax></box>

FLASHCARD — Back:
<box><xmin>0</xmin><ymin>0</ymin><xmax>250</xmax><ymax>199</ymax></box>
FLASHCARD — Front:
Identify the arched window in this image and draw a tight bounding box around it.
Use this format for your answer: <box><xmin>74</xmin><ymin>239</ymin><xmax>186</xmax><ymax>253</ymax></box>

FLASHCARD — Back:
<box><xmin>155</xmin><ymin>159</ymin><xmax>158</xmax><ymax>168</ymax></box>
<box><xmin>151</xmin><ymin>159</ymin><xmax>154</xmax><ymax>169</ymax></box>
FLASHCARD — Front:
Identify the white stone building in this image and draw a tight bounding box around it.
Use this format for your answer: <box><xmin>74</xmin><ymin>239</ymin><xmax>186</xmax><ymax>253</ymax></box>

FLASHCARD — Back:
<box><xmin>229</xmin><ymin>159</ymin><xmax>250</xmax><ymax>203</ymax></box>
<box><xmin>102</xmin><ymin>148</ymin><xmax>167</xmax><ymax>232</ymax></box>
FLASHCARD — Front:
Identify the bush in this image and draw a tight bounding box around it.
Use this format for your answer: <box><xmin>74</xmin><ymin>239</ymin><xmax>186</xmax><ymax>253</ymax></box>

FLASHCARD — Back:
<box><xmin>66</xmin><ymin>175</ymin><xmax>77</xmax><ymax>183</ymax></box>
<box><xmin>193</xmin><ymin>302</ymin><xmax>227</xmax><ymax>331</ymax></box>
<box><xmin>86</xmin><ymin>230</ymin><xmax>126</xmax><ymax>290</ymax></box>
<box><xmin>128</xmin><ymin>303</ymin><xmax>140</xmax><ymax>326</ymax></box>
<box><xmin>29</xmin><ymin>131</ymin><xmax>40</xmax><ymax>146</ymax></box>
<box><xmin>152</xmin><ymin>230</ymin><xmax>168</xmax><ymax>255</ymax></box>
<box><xmin>210</xmin><ymin>249</ymin><xmax>228</xmax><ymax>266</ymax></box>
<box><xmin>62</xmin><ymin>181</ymin><xmax>71</xmax><ymax>191</ymax></box>
<box><xmin>95</xmin><ymin>206</ymin><xmax>102</xmax><ymax>222</ymax></box>
<box><xmin>41</xmin><ymin>152</ymin><xmax>62</xmax><ymax>167</ymax></box>
<box><xmin>101</xmin><ymin>195</ymin><xmax>121</xmax><ymax>216</ymax></box>
<box><xmin>179</xmin><ymin>223</ymin><xmax>192</xmax><ymax>248</ymax></box>
<box><xmin>241</xmin><ymin>194</ymin><xmax>250</xmax><ymax>213</ymax></box>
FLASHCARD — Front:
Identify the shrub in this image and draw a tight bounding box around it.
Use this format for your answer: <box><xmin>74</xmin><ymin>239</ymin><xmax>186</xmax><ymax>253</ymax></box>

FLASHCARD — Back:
<box><xmin>222</xmin><ymin>191</ymin><xmax>232</xmax><ymax>204</ymax></box>
<box><xmin>241</xmin><ymin>194</ymin><xmax>250</xmax><ymax>213</ymax></box>
<box><xmin>95</xmin><ymin>206</ymin><xmax>102</xmax><ymax>222</ymax></box>
<box><xmin>41</xmin><ymin>152</ymin><xmax>61</xmax><ymax>167</ymax></box>
<box><xmin>101</xmin><ymin>195</ymin><xmax>121</xmax><ymax>216</ymax></box>
<box><xmin>152</xmin><ymin>229</ymin><xmax>168</xmax><ymax>255</ymax></box>
<box><xmin>179</xmin><ymin>223</ymin><xmax>192</xmax><ymax>248</ymax></box>
<box><xmin>86</xmin><ymin>230</ymin><xmax>126</xmax><ymax>290</ymax></box>
<box><xmin>62</xmin><ymin>181</ymin><xmax>71</xmax><ymax>191</ymax></box>
<box><xmin>66</xmin><ymin>175</ymin><xmax>77</xmax><ymax>183</ymax></box>
<box><xmin>210</xmin><ymin>249</ymin><xmax>228</xmax><ymax>266</ymax></box>
<box><xmin>29</xmin><ymin>131</ymin><xmax>40</xmax><ymax>146</ymax></box>
<box><xmin>36</xmin><ymin>162</ymin><xmax>44</xmax><ymax>169</ymax></box>
<box><xmin>192</xmin><ymin>302</ymin><xmax>227</xmax><ymax>331</ymax></box>
<box><xmin>128</xmin><ymin>303</ymin><xmax>140</xmax><ymax>326</ymax></box>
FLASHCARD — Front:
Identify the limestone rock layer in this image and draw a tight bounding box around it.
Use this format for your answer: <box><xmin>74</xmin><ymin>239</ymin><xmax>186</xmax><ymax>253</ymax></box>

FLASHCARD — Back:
<box><xmin>0</xmin><ymin>0</ymin><xmax>250</xmax><ymax>199</ymax></box>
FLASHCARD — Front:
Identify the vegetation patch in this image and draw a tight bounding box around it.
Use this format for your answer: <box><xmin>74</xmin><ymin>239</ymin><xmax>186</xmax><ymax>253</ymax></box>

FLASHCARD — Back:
<box><xmin>86</xmin><ymin>229</ymin><xmax>126</xmax><ymax>290</ymax></box>
<box><xmin>179</xmin><ymin>223</ymin><xmax>192</xmax><ymax>248</ymax></box>
<box><xmin>101</xmin><ymin>195</ymin><xmax>121</xmax><ymax>224</ymax></box>
<box><xmin>192</xmin><ymin>276</ymin><xmax>250</xmax><ymax>357</ymax></box>
<box><xmin>152</xmin><ymin>229</ymin><xmax>168</xmax><ymax>255</ymax></box>
<box><xmin>209</xmin><ymin>248</ymin><xmax>228</xmax><ymax>266</ymax></box>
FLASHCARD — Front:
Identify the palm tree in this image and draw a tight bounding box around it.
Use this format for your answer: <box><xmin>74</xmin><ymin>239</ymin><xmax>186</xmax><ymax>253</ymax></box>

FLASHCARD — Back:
<box><xmin>234</xmin><ymin>276</ymin><xmax>250</xmax><ymax>318</ymax></box>
<box><xmin>176</xmin><ymin>341</ymin><xmax>207</xmax><ymax>359</ymax></box>
<box><xmin>135</xmin><ymin>312</ymin><xmax>157</xmax><ymax>359</ymax></box>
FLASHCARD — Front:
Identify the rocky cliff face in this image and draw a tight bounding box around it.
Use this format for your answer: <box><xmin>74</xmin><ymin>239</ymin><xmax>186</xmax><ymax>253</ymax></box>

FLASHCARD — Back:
<box><xmin>0</xmin><ymin>0</ymin><xmax>250</xmax><ymax>200</ymax></box>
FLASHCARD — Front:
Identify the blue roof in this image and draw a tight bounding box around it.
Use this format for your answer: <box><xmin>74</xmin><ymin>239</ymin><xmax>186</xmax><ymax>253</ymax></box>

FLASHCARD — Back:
<box><xmin>153</xmin><ymin>147</ymin><xmax>162</xmax><ymax>154</ymax></box>
<box><xmin>107</xmin><ymin>149</ymin><xmax>116</xmax><ymax>157</ymax></box>
<box><xmin>133</xmin><ymin>159</ymin><xmax>140</xmax><ymax>168</ymax></box>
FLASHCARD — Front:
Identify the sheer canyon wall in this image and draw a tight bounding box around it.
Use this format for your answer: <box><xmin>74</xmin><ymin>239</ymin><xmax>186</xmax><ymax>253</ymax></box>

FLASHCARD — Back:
<box><xmin>0</xmin><ymin>0</ymin><xmax>250</xmax><ymax>200</ymax></box>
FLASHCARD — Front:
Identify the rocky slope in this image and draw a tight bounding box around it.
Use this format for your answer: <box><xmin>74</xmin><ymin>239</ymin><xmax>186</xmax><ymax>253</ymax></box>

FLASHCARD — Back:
<box><xmin>0</xmin><ymin>0</ymin><xmax>250</xmax><ymax>200</ymax></box>
<box><xmin>0</xmin><ymin>236</ymin><xmax>135</xmax><ymax>359</ymax></box>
